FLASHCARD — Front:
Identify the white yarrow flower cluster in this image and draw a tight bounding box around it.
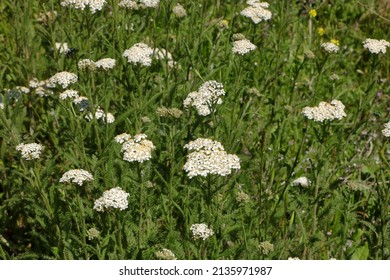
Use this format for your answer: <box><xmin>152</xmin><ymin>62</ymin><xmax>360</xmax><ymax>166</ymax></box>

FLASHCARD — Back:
<box><xmin>94</xmin><ymin>58</ymin><xmax>116</xmax><ymax>70</ymax></box>
<box><xmin>123</xmin><ymin>43</ymin><xmax>153</xmax><ymax>67</ymax></box>
<box><xmin>114</xmin><ymin>133</ymin><xmax>132</xmax><ymax>144</ymax></box>
<box><xmin>321</xmin><ymin>42</ymin><xmax>339</xmax><ymax>53</ymax></box>
<box><xmin>119</xmin><ymin>0</ymin><xmax>159</xmax><ymax>9</ymax></box>
<box><xmin>190</xmin><ymin>223</ymin><xmax>214</xmax><ymax>241</ymax></box>
<box><xmin>116</xmin><ymin>133</ymin><xmax>155</xmax><ymax>163</ymax></box>
<box><xmin>93</xmin><ymin>187</ymin><xmax>130</xmax><ymax>212</ymax></box>
<box><xmin>172</xmin><ymin>3</ymin><xmax>186</xmax><ymax>18</ymax></box>
<box><xmin>302</xmin><ymin>100</ymin><xmax>346</xmax><ymax>122</ymax></box>
<box><xmin>183</xmin><ymin>138</ymin><xmax>241</xmax><ymax>178</ymax></box>
<box><xmin>78</xmin><ymin>58</ymin><xmax>116</xmax><ymax>71</ymax></box>
<box><xmin>86</xmin><ymin>108</ymin><xmax>115</xmax><ymax>124</ymax></box>
<box><xmin>60</xmin><ymin>0</ymin><xmax>106</xmax><ymax>14</ymax></box>
<box><xmin>232</xmin><ymin>38</ymin><xmax>257</xmax><ymax>55</ymax></box>
<box><xmin>183</xmin><ymin>80</ymin><xmax>225</xmax><ymax>116</ymax></box>
<box><xmin>241</xmin><ymin>1</ymin><xmax>272</xmax><ymax>24</ymax></box>
<box><xmin>292</xmin><ymin>177</ymin><xmax>311</xmax><ymax>187</ymax></box>
<box><xmin>155</xmin><ymin>249</ymin><xmax>177</xmax><ymax>260</ymax></box>
<box><xmin>382</xmin><ymin>121</ymin><xmax>390</xmax><ymax>137</ymax></box>
<box><xmin>363</xmin><ymin>38</ymin><xmax>390</xmax><ymax>54</ymax></box>
<box><xmin>59</xmin><ymin>169</ymin><xmax>94</xmax><ymax>186</ymax></box>
<box><xmin>59</xmin><ymin>89</ymin><xmax>79</xmax><ymax>100</ymax></box>
<box><xmin>28</xmin><ymin>78</ymin><xmax>55</xmax><ymax>97</ymax></box>
<box><xmin>16</xmin><ymin>143</ymin><xmax>44</xmax><ymax>160</ymax></box>
<box><xmin>49</xmin><ymin>71</ymin><xmax>78</xmax><ymax>88</ymax></box>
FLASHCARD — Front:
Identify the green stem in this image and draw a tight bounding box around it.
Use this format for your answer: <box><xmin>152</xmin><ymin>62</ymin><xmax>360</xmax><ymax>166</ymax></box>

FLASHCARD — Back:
<box><xmin>137</xmin><ymin>163</ymin><xmax>143</xmax><ymax>252</ymax></box>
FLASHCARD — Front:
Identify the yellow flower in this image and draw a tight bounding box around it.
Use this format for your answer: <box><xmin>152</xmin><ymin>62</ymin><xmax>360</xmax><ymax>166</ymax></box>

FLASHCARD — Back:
<box><xmin>330</xmin><ymin>39</ymin><xmax>340</xmax><ymax>46</ymax></box>
<box><xmin>309</xmin><ymin>9</ymin><xmax>317</xmax><ymax>18</ymax></box>
<box><xmin>317</xmin><ymin>27</ymin><xmax>324</xmax><ymax>36</ymax></box>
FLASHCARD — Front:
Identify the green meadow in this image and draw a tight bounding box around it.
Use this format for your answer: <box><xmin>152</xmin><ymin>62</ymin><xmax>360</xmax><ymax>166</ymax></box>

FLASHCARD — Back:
<box><xmin>0</xmin><ymin>0</ymin><xmax>389</xmax><ymax>260</ymax></box>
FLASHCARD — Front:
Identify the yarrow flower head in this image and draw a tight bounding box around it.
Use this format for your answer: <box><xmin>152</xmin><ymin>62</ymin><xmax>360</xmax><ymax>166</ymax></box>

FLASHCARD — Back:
<box><xmin>183</xmin><ymin>138</ymin><xmax>240</xmax><ymax>178</ymax></box>
<box><xmin>172</xmin><ymin>3</ymin><xmax>186</xmax><ymax>18</ymax></box>
<box><xmin>114</xmin><ymin>133</ymin><xmax>132</xmax><ymax>144</ymax></box>
<box><xmin>382</xmin><ymin>121</ymin><xmax>390</xmax><ymax>137</ymax></box>
<box><xmin>241</xmin><ymin>1</ymin><xmax>272</xmax><ymax>24</ymax></box>
<box><xmin>86</xmin><ymin>107</ymin><xmax>115</xmax><ymax>124</ymax></box>
<box><xmin>49</xmin><ymin>71</ymin><xmax>78</xmax><ymax>88</ymax></box>
<box><xmin>59</xmin><ymin>89</ymin><xmax>79</xmax><ymax>100</ymax></box>
<box><xmin>87</xmin><ymin>228</ymin><xmax>100</xmax><ymax>240</ymax></box>
<box><xmin>119</xmin><ymin>0</ymin><xmax>159</xmax><ymax>9</ymax></box>
<box><xmin>190</xmin><ymin>223</ymin><xmax>214</xmax><ymax>241</ymax></box>
<box><xmin>183</xmin><ymin>80</ymin><xmax>225</xmax><ymax>116</ymax></box>
<box><xmin>28</xmin><ymin>78</ymin><xmax>55</xmax><ymax>97</ymax></box>
<box><xmin>155</xmin><ymin>249</ymin><xmax>177</xmax><ymax>260</ymax></box>
<box><xmin>292</xmin><ymin>176</ymin><xmax>311</xmax><ymax>187</ymax></box>
<box><xmin>232</xmin><ymin>38</ymin><xmax>257</xmax><ymax>55</ymax></box>
<box><xmin>321</xmin><ymin>42</ymin><xmax>339</xmax><ymax>53</ymax></box>
<box><xmin>363</xmin><ymin>38</ymin><xmax>390</xmax><ymax>54</ymax></box>
<box><xmin>16</xmin><ymin>143</ymin><xmax>44</xmax><ymax>160</ymax></box>
<box><xmin>117</xmin><ymin>133</ymin><xmax>155</xmax><ymax>163</ymax></box>
<box><xmin>95</xmin><ymin>58</ymin><xmax>116</xmax><ymax>70</ymax></box>
<box><xmin>258</xmin><ymin>241</ymin><xmax>274</xmax><ymax>255</ymax></box>
<box><xmin>60</xmin><ymin>0</ymin><xmax>107</xmax><ymax>14</ymax></box>
<box><xmin>59</xmin><ymin>169</ymin><xmax>94</xmax><ymax>186</ymax></box>
<box><xmin>123</xmin><ymin>43</ymin><xmax>153</xmax><ymax>67</ymax></box>
<box><xmin>93</xmin><ymin>187</ymin><xmax>130</xmax><ymax>212</ymax></box>
<box><xmin>302</xmin><ymin>100</ymin><xmax>346</xmax><ymax>122</ymax></box>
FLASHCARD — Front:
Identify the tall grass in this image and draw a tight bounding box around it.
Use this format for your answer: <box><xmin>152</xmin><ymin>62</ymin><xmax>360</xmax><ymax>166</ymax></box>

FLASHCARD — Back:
<box><xmin>0</xmin><ymin>0</ymin><xmax>389</xmax><ymax>260</ymax></box>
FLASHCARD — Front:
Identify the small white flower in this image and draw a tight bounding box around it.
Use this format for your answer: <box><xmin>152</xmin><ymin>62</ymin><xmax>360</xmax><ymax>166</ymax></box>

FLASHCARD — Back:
<box><xmin>241</xmin><ymin>1</ymin><xmax>272</xmax><ymax>24</ymax></box>
<box><xmin>114</xmin><ymin>133</ymin><xmax>132</xmax><ymax>144</ymax></box>
<box><xmin>95</xmin><ymin>58</ymin><xmax>116</xmax><ymax>70</ymax></box>
<box><xmin>16</xmin><ymin>143</ymin><xmax>44</xmax><ymax>160</ymax></box>
<box><xmin>123</xmin><ymin>43</ymin><xmax>153</xmax><ymax>67</ymax></box>
<box><xmin>172</xmin><ymin>3</ymin><xmax>186</xmax><ymax>18</ymax></box>
<box><xmin>121</xmin><ymin>134</ymin><xmax>155</xmax><ymax>163</ymax></box>
<box><xmin>382</xmin><ymin>121</ymin><xmax>390</xmax><ymax>137</ymax></box>
<box><xmin>190</xmin><ymin>223</ymin><xmax>214</xmax><ymax>240</ymax></box>
<box><xmin>232</xmin><ymin>39</ymin><xmax>257</xmax><ymax>55</ymax></box>
<box><xmin>60</xmin><ymin>0</ymin><xmax>106</xmax><ymax>14</ymax></box>
<box><xmin>93</xmin><ymin>187</ymin><xmax>130</xmax><ymax>212</ymax></box>
<box><xmin>59</xmin><ymin>169</ymin><xmax>94</xmax><ymax>186</ymax></box>
<box><xmin>49</xmin><ymin>71</ymin><xmax>78</xmax><ymax>88</ymax></box>
<box><xmin>302</xmin><ymin>100</ymin><xmax>346</xmax><ymax>122</ymax></box>
<box><xmin>183</xmin><ymin>138</ymin><xmax>240</xmax><ymax>178</ymax></box>
<box><xmin>321</xmin><ymin>42</ymin><xmax>339</xmax><ymax>53</ymax></box>
<box><xmin>155</xmin><ymin>248</ymin><xmax>177</xmax><ymax>260</ymax></box>
<box><xmin>59</xmin><ymin>89</ymin><xmax>79</xmax><ymax>100</ymax></box>
<box><xmin>363</xmin><ymin>38</ymin><xmax>390</xmax><ymax>54</ymax></box>
<box><xmin>183</xmin><ymin>80</ymin><xmax>225</xmax><ymax>116</ymax></box>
